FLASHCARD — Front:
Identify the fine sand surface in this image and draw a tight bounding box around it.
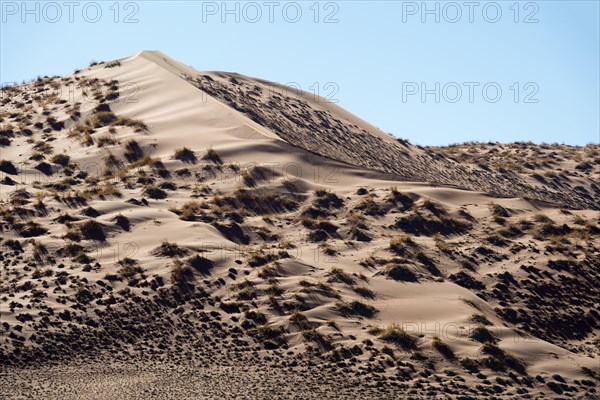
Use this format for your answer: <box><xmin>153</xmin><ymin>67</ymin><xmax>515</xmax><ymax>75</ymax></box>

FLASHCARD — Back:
<box><xmin>0</xmin><ymin>51</ymin><xmax>598</xmax><ymax>399</ymax></box>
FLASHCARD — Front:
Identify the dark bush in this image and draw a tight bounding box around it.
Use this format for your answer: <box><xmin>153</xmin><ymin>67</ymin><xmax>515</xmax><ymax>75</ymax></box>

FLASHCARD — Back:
<box><xmin>0</xmin><ymin>160</ymin><xmax>17</xmax><ymax>175</ymax></box>
<box><xmin>79</xmin><ymin>220</ymin><xmax>106</xmax><ymax>241</ymax></box>
<box><xmin>174</xmin><ymin>147</ymin><xmax>197</xmax><ymax>163</ymax></box>
<box><xmin>144</xmin><ymin>185</ymin><xmax>167</xmax><ymax>199</ymax></box>
<box><xmin>51</xmin><ymin>154</ymin><xmax>70</xmax><ymax>166</ymax></box>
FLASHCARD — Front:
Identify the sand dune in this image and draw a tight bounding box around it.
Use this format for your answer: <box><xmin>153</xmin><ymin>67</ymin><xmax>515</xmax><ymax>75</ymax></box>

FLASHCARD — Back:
<box><xmin>0</xmin><ymin>51</ymin><xmax>598</xmax><ymax>399</ymax></box>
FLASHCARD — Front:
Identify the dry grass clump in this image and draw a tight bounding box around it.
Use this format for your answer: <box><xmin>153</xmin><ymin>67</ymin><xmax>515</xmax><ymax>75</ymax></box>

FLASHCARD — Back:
<box><xmin>480</xmin><ymin>342</ymin><xmax>526</xmax><ymax>374</ymax></box>
<box><xmin>117</xmin><ymin>258</ymin><xmax>143</xmax><ymax>278</ymax></box>
<box><xmin>470</xmin><ymin>325</ymin><xmax>497</xmax><ymax>343</ymax></box>
<box><xmin>170</xmin><ymin>201</ymin><xmax>205</xmax><ymax>221</ymax></box>
<box><xmin>16</xmin><ymin>221</ymin><xmax>48</xmax><ymax>238</ymax></box>
<box><xmin>104</xmin><ymin>60</ymin><xmax>121</xmax><ymax>68</ymax></box>
<box><xmin>395</xmin><ymin>212</ymin><xmax>471</xmax><ymax>236</ymax></box>
<box><xmin>50</xmin><ymin>154</ymin><xmax>70</xmax><ymax>166</ymax></box>
<box><xmin>174</xmin><ymin>147</ymin><xmax>197</xmax><ymax>163</ymax></box>
<box><xmin>0</xmin><ymin>160</ymin><xmax>17</xmax><ymax>175</ymax></box>
<box><xmin>313</xmin><ymin>190</ymin><xmax>344</xmax><ymax>209</ymax></box>
<box><xmin>124</xmin><ymin>139</ymin><xmax>143</xmax><ymax>162</ymax></box>
<box><xmin>432</xmin><ymin>336</ymin><xmax>455</xmax><ymax>360</ymax></box>
<box><xmin>78</xmin><ymin>220</ymin><xmax>106</xmax><ymax>241</ymax></box>
<box><xmin>152</xmin><ymin>240</ymin><xmax>188</xmax><ymax>257</ymax></box>
<box><xmin>379</xmin><ymin>323</ymin><xmax>418</xmax><ymax>349</ymax></box>
<box><xmin>202</xmin><ymin>147</ymin><xmax>222</xmax><ymax>164</ymax></box>
<box><xmin>471</xmin><ymin>313</ymin><xmax>492</xmax><ymax>325</ymax></box>
<box><xmin>490</xmin><ymin>203</ymin><xmax>511</xmax><ymax>218</ymax></box>
<box><xmin>96</xmin><ymin>136</ymin><xmax>117</xmax><ymax>147</ymax></box>
<box><xmin>187</xmin><ymin>254</ymin><xmax>213</xmax><ymax>273</ymax></box>
<box><xmin>92</xmin><ymin>111</ymin><xmax>117</xmax><ymax>128</ymax></box>
<box><xmin>99</xmin><ymin>183</ymin><xmax>121</xmax><ymax>198</ymax></box>
<box><xmin>387</xmin><ymin>187</ymin><xmax>414</xmax><ymax>210</ymax></box>
<box><xmin>326</xmin><ymin>267</ymin><xmax>356</xmax><ymax>285</ymax></box>
<box><xmin>170</xmin><ymin>259</ymin><xmax>193</xmax><ymax>288</ymax></box>
<box><xmin>389</xmin><ymin>235</ymin><xmax>417</xmax><ymax>255</ymax></box>
<box><xmin>385</xmin><ymin>262</ymin><xmax>418</xmax><ymax>282</ymax></box>
<box><xmin>335</xmin><ymin>300</ymin><xmax>377</xmax><ymax>318</ymax></box>
<box><xmin>355</xmin><ymin>196</ymin><xmax>386</xmax><ymax>216</ymax></box>
<box><xmin>215</xmin><ymin>189</ymin><xmax>299</xmax><ymax>215</ymax></box>
<box><xmin>144</xmin><ymin>185</ymin><xmax>167</xmax><ymax>200</ymax></box>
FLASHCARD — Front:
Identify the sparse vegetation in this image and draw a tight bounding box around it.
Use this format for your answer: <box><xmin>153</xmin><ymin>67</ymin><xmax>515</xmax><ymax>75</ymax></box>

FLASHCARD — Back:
<box><xmin>335</xmin><ymin>301</ymin><xmax>377</xmax><ymax>318</ymax></box>
<box><xmin>379</xmin><ymin>323</ymin><xmax>418</xmax><ymax>350</ymax></box>
<box><xmin>79</xmin><ymin>220</ymin><xmax>106</xmax><ymax>241</ymax></box>
<box><xmin>174</xmin><ymin>147</ymin><xmax>196</xmax><ymax>163</ymax></box>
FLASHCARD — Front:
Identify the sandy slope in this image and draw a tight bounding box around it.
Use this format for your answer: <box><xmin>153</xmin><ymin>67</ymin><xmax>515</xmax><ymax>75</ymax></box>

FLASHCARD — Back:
<box><xmin>0</xmin><ymin>51</ymin><xmax>598</xmax><ymax>399</ymax></box>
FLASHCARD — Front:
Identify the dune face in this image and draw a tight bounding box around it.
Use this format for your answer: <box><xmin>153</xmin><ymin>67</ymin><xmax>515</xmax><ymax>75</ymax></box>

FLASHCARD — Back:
<box><xmin>0</xmin><ymin>51</ymin><xmax>598</xmax><ymax>399</ymax></box>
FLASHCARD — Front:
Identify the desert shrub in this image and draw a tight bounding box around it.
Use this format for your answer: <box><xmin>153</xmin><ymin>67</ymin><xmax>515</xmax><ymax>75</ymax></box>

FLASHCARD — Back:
<box><xmin>114</xmin><ymin>214</ymin><xmax>130</xmax><ymax>231</ymax></box>
<box><xmin>395</xmin><ymin>213</ymin><xmax>470</xmax><ymax>236</ymax></box>
<box><xmin>17</xmin><ymin>221</ymin><xmax>48</xmax><ymax>238</ymax></box>
<box><xmin>245</xmin><ymin>311</ymin><xmax>267</xmax><ymax>325</ymax></box>
<box><xmin>152</xmin><ymin>240</ymin><xmax>188</xmax><ymax>257</ymax></box>
<box><xmin>202</xmin><ymin>148</ymin><xmax>222</xmax><ymax>164</ymax></box>
<box><xmin>490</xmin><ymin>203</ymin><xmax>510</xmax><ymax>218</ymax></box>
<box><xmin>302</xmin><ymin>329</ymin><xmax>332</xmax><ymax>350</ymax></box>
<box><xmin>389</xmin><ymin>235</ymin><xmax>416</xmax><ymax>255</ymax></box>
<box><xmin>481</xmin><ymin>343</ymin><xmax>526</xmax><ymax>374</ymax></box>
<box><xmin>533</xmin><ymin>222</ymin><xmax>572</xmax><ymax>241</ymax></box>
<box><xmin>353</xmin><ymin>286</ymin><xmax>375</xmax><ymax>299</ymax></box>
<box><xmin>449</xmin><ymin>271</ymin><xmax>485</xmax><ymax>290</ymax></box>
<box><xmin>117</xmin><ymin>117</ymin><xmax>148</xmax><ymax>133</ymax></box>
<box><xmin>215</xmin><ymin>189</ymin><xmax>298</xmax><ymax>215</ymax></box>
<box><xmin>471</xmin><ymin>314</ymin><xmax>492</xmax><ymax>325</ymax></box>
<box><xmin>174</xmin><ymin>147</ymin><xmax>196</xmax><ymax>163</ymax></box>
<box><xmin>248</xmin><ymin>251</ymin><xmax>279</xmax><ymax>267</ymax></box>
<box><xmin>124</xmin><ymin>140</ymin><xmax>143</xmax><ymax>162</ymax></box>
<box><xmin>350</xmin><ymin>226</ymin><xmax>371</xmax><ymax>242</ymax></box>
<box><xmin>170</xmin><ymin>260</ymin><xmax>193</xmax><ymax>288</ymax></box>
<box><xmin>51</xmin><ymin>154</ymin><xmax>70</xmax><ymax>166</ymax></box>
<box><xmin>79</xmin><ymin>220</ymin><xmax>106</xmax><ymax>241</ymax></box>
<box><xmin>355</xmin><ymin>197</ymin><xmax>385</xmax><ymax>216</ymax></box>
<box><xmin>498</xmin><ymin>224</ymin><xmax>523</xmax><ymax>238</ymax></box>
<box><xmin>335</xmin><ymin>301</ymin><xmax>377</xmax><ymax>318</ymax></box>
<box><xmin>92</xmin><ymin>111</ymin><xmax>117</xmax><ymax>128</ymax></box>
<box><xmin>117</xmin><ymin>258</ymin><xmax>143</xmax><ymax>278</ymax></box>
<box><xmin>250</xmin><ymin>324</ymin><xmax>287</xmax><ymax>349</ymax></box>
<box><xmin>326</xmin><ymin>267</ymin><xmax>356</xmax><ymax>285</ymax></box>
<box><xmin>485</xmin><ymin>235</ymin><xmax>508</xmax><ymax>247</ymax></box>
<box><xmin>187</xmin><ymin>254</ymin><xmax>213</xmax><ymax>273</ymax></box>
<box><xmin>34</xmin><ymin>162</ymin><xmax>53</xmax><ymax>175</ymax></box>
<box><xmin>423</xmin><ymin>199</ymin><xmax>447</xmax><ymax>216</ymax></box>
<box><xmin>94</xmin><ymin>103</ymin><xmax>111</xmax><ymax>113</ymax></box>
<box><xmin>432</xmin><ymin>336</ymin><xmax>455</xmax><ymax>360</ymax></box>
<box><xmin>461</xmin><ymin>358</ymin><xmax>480</xmax><ymax>373</ymax></box>
<box><xmin>307</xmin><ymin>229</ymin><xmax>328</xmax><ymax>242</ymax></box>
<box><xmin>387</xmin><ymin>187</ymin><xmax>414</xmax><ymax>210</ymax></box>
<box><xmin>0</xmin><ymin>160</ymin><xmax>17</xmax><ymax>175</ymax></box>
<box><xmin>385</xmin><ymin>263</ymin><xmax>418</xmax><ymax>282</ymax></box>
<box><xmin>144</xmin><ymin>185</ymin><xmax>167</xmax><ymax>199</ymax></box>
<box><xmin>313</xmin><ymin>190</ymin><xmax>344</xmax><ymax>209</ymax></box>
<box><xmin>380</xmin><ymin>323</ymin><xmax>418</xmax><ymax>349</ymax></box>
<box><xmin>470</xmin><ymin>325</ymin><xmax>497</xmax><ymax>343</ymax></box>
<box><xmin>105</xmin><ymin>60</ymin><xmax>121</xmax><ymax>68</ymax></box>
<box><xmin>97</xmin><ymin>136</ymin><xmax>117</xmax><ymax>147</ymax></box>
<box><xmin>533</xmin><ymin>213</ymin><xmax>553</xmax><ymax>223</ymax></box>
<box><xmin>175</xmin><ymin>201</ymin><xmax>202</xmax><ymax>221</ymax></box>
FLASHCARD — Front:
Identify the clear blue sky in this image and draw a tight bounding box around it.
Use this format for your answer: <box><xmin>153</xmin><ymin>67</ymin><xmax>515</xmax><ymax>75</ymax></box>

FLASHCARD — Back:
<box><xmin>1</xmin><ymin>1</ymin><xmax>599</xmax><ymax>145</ymax></box>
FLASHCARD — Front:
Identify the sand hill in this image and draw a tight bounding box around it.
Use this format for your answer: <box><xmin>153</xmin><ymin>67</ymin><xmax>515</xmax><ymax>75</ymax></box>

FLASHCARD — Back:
<box><xmin>0</xmin><ymin>51</ymin><xmax>598</xmax><ymax>399</ymax></box>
